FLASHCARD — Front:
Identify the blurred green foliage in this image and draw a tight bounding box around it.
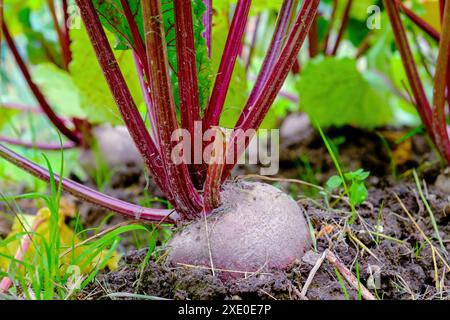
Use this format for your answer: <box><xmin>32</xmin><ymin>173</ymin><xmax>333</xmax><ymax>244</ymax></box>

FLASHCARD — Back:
<box><xmin>297</xmin><ymin>57</ymin><xmax>393</xmax><ymax>128</ymax></box>
<box><xmin>0</xmin><ymin>0</ymin><xmax>444</xmax><ymax>188</ymax></box>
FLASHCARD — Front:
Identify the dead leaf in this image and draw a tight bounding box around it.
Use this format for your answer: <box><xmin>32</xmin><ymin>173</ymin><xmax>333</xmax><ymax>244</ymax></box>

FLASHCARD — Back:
<box><xmin>317</xmin><ymin>225</ymin><xmax>335</xmax><ymax>239</ymax></box>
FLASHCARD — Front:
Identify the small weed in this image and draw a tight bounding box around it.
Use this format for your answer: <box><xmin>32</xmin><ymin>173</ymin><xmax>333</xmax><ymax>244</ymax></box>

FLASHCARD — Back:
<box><xmin>326</xmin><ymin>168</ymin><xmax>370</xmax><ymax>208</ymax></box>
<box><xmin>316</xmin><ymin>122</ymin><xmax>370</xmax><ymax>223</ymax></box>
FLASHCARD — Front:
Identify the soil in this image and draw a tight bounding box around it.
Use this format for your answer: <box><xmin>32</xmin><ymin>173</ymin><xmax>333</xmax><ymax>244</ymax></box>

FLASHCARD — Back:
<box><xmin>79</xmin><ymin>120</ymin><xmax>450</xmax><ymax>300</ymax></box>
<box><xmin>2</xmin><ymin>117</ymin><xmax>448</xmax><ymax>300</ymax></box>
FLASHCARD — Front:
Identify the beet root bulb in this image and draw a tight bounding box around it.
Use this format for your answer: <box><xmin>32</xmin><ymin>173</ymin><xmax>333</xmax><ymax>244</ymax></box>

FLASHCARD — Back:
<box><xmin>166</xmin><ymin>181</ymin><xmax>312</xmax><ymax>278</ymax></box>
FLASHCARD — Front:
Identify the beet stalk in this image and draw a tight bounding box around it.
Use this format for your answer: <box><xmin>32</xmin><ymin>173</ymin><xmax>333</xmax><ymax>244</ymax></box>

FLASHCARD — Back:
<box><xmin>202</xmin><ymin>0</ymin><xmax>251</xmax><ymax>128</ymax></box>
<box><xmin>141</xmin><ymin>0</ymin><xmax>203</xmax><ymax>218</ymax></box>
<box><xmin>2</xmin><ymin>22</ymin><xmax>81</xmax><ymax>145</ymax></box>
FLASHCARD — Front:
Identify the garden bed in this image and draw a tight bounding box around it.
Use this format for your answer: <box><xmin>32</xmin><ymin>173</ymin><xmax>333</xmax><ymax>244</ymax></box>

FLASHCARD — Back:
<box><xmin>79</xmin><ymin>125</ymin><xmax>450</xmax><ymax>300</ymax></box>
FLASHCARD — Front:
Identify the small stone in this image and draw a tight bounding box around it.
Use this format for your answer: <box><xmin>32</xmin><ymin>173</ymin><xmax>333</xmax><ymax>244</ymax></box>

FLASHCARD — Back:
<box><xmin>280</xmin><ymin>113</ymin><xmax>312</xmax><ymax>147</ymax></box>
<box><xmin>302</xmin><ymin>250</ymin><xmax>321</xmax><ymax>266</ymax></box>
<box><xmin>435</xmin><ymin>174</ymin><xmax>450</xmax><ymax>194</ymax></box>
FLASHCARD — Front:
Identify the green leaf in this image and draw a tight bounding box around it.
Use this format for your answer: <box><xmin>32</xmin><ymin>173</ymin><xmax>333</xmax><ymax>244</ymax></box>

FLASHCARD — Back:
<box><xmin>32</xmin><ymin>63</ymin><xmax>85</xmax><ymax>119</ymax></box>
<box><xmin>92</xmin><ymin>0</ymin><xmax>142</xmax><ymax>50</ymax></box>
<box><xmin>3</xmin><ymin>0</ymin><xmax>45</xmax><ymax>36</ymax></box>
<box><xmin>213</xmin><ymin>0</ymin><xmax>235</xmax><ymax>13</ymax></box>
<box><xmin>92</xmin><ymin>0</ymin><xmax>212</xmax><ymax>112</ymax></box>
<box><xmin>297</xmin><ymin>57</ymin><xmax>393</xmax><ymax>128</ymax></box>
<box><xmin>249</xmin><ymin>0</ymin><xmax>282</xmax><ymax>16</ymax></box>
<box><xmin>366</xmin><ymin>13</ymin><xmax>394</xmax><ymax>73</ymax></box>
<box><xmin>347</xmin><ymin>18</ymin><xmax>370</xmax><ymax>47</ymax></box>
<box><xmin>4</xmin><ymin>3</ymin><xmax>61</xmax><ymax>66</ymax></box>
<box><xmin>326</xmin><ymin>175</ymin><xmax>343</xmax><ymax>190</ymax></box>
<box><xmin>344</xmin><ymin>169</ymin><xmax>370</xmax><ymax>182</ymax></box>
<box><xmin>19</xmin><ymin>8</ymin><xmax>59</xmax><ymax>65</ymax></box>
<box><xmin>161</xmin><ymin>0</ymin><xmax>212</xmax><ymax>112</ymax></box>
<box><xmin>349</xmin><ymin>181</ymin><xmax>368</xmax><ymax>206</ymax></box>
<box><xmin>349</xmin><ymin>0</ymin><xmax>377</xmax><ymax>21</ymax></box>
<box><xmin>0</xmin><ymin>107</ymin><xmax>18</xmax><ymax>130</ymax></box>
<box><xmin>69</xmin><ymin>25</ymin><xmax>143</xmax><ymax>125</ymax></box>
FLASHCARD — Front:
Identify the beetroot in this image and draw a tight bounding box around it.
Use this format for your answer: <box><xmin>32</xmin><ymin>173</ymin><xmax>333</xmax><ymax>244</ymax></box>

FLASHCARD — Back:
<box><xmin>167</xmin><ymin>182</ymin><xmax>311</xmax><ymax>278</ymax></box>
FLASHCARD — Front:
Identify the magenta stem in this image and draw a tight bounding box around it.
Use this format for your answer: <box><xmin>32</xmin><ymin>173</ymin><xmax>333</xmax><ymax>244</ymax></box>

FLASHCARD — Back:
<box><xmin>397</xmin><ymin>0</ymin><xmax>440</xmax><ymax>42</ymax></box>
<box><xmin>292</xmin><ymin>58</ymin><xmax>301</xmax><ymax>74</ymax></box>
<box><xmin>245</xmin><ymin>15</ymin><xmax>261</xmax><ymax>71</ymax></box>
<box><xmin>61</xmin><ymin>0</ymin><xmax>72</xmax><ymax>63</ymax></box>
<box><xmin>47</xmin><ymin>0</ymin><xmax>71</xmax><ymax>70</ymax></box>
<box><xmin>174</xmin><ymin>0</ymin><xmax>201</xmax><ymax>138</ymax></box>
<box><xmin>133</xmin><ymin>51</ymin><xmax>159</xmax><ymax>148</ymax></box>
<box><xmin>119</xmin><ymin>0</ymin><xmax>148</xmax><ymax>73</ymax></box>
<box><xmin>221</xmin><ymin>0</ymin><xmax>320</xmax><ymax>180</ymax></box>
<box><xmin>329</xmin><ymin>0</ymin><xmax>353</xmax><ymax>56</ymax></box>
<box><xmin>383</xmin><ymin>0</ymin><xmax>434</xmax><ymax>138</ymax></box>
<box><xmin>202</xmin><ymin>0</ymin><xmax>212</xmax><ymax>56</ymax></box>
<box><xmin>308</xmin><ymin>15</ymin><xmax>319</xmax><ymax>58</ymax></box>
<box><xmin>432</xmin><ymin>0</ymin><xmax>450</xmax><ymax>162</ymax></box>
<box><xmin>237</xmin><ymin>0</ymin><xmax>297</xmax><ymax>125</ymax></box>
<box><xmin>203</xmin><ymin>130</ymin><xmax>226</xmax><ymax>212</ymax></box>
<box><xmin>0</xmin><ymin>217</ymin><xmax>45</xmax><ymax>294</ymax></box>
<box><xmin>173</xmin><ymin>0</ymin><xmax>205</xmax><ymax>187</ymax></box>
<box><xmin>323</xmin><ymin>0</ymin><xmax>338</xmax><ymax>53</ymax></box>
<box><xmin>202</xmin><ymin>0</ymin><xmax>251</xmax><ymax>128</ymax></box>
<box><xmin>0</xmin><ymin>143</ymin><xmax>175</xmax><ymax>223</ymax></box>
<box><xmin>1</xmin><ymin>102</ymin><xmax>44</xmax><ymax>114</ymax></box>
<box><xmin>279</xmin><ymin>90</ymin><xmax>299</xmax><ymax>103</ymax></box>
<box><xmin>1</xmin><ymin>103</ymin><xmax>73</xmax><ymax>127</ymax></box>
<box><xmin>142</xmin><ymin>0</ymin><xmax>203</xmax><ymax>219</ymax></box>
<box><xmin>0</xmin><ymin>136</ymin><xmax>77</xmax><ymax>151</ymax></box>
<box><xmin>75</xmin><ymin>0</ymin><xmax>170</xmax><ymax>197</ymax></box>
<box><xmin>2</xmin><ymin>22</ymin><xmax>80</xmax><ymax>144</ymax></box>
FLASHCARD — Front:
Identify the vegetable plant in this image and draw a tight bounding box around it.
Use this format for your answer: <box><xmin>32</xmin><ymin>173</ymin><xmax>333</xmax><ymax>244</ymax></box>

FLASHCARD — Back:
<box><xmin>384</xmin><ymin>0</ymin><xmax>450</xmax><ymax>164</ymax></box>
<box><xmin>0</xmin><ymin>0</ymin><xmax>320</xmax><ymax>277</ymax></box>
<box><xmin>326</xmin><ymin>169</ymin><xmax>370</xmax><ymax>207</ymax></box>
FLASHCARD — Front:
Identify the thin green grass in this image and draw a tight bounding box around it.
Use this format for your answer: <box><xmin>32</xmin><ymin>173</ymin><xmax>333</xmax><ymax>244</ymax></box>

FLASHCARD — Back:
<box><xmin>412</xmin><ymin>169</ymin><xmax>445</xmax><ymax>252</ymax></box>
<box><xmin>334</xmin><ymin>267</ymin><xmax>350</xmax><ymax>300</ymax></box>
<box><xmin>315</xmin><ymin>121</ymin><xmax>357</xmax><ymax>223</ymax></box>
<box><xmin>374</xmin><ymin>201</ymin><xmax>384</xmax><ymax>246</ymax></box>
<box><xmin>376</xmin><ymin>133</ymin><xmax>397</xmax><ymax>179</ymax></box>
<box><xmin>0</xmin><ymin>145</ymin><xmax>149</xmax><ymax>300</ymax></box>
<box><xmin>305</xmin><ymin>212</ymin><xmax>317</xmax><ymax>252</ymax></box>
<box><xmin>355</xmin><ymin>259</ymin><xmax>362</xmax><ymax>300</ymax></box>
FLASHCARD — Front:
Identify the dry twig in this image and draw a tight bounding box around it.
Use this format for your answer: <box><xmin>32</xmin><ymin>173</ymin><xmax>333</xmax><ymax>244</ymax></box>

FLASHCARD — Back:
<box><xmin>325</xmin><ymin>249</ymin><xmax>376</xmax><ymax>300</ymax></box>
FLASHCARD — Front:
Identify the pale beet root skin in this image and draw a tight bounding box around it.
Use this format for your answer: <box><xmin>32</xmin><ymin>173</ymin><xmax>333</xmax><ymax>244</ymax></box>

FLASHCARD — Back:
<box><xmin>166</xmin><ymin>181</ymin><xmax>312</xmax><ymax>278</ymax></box>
